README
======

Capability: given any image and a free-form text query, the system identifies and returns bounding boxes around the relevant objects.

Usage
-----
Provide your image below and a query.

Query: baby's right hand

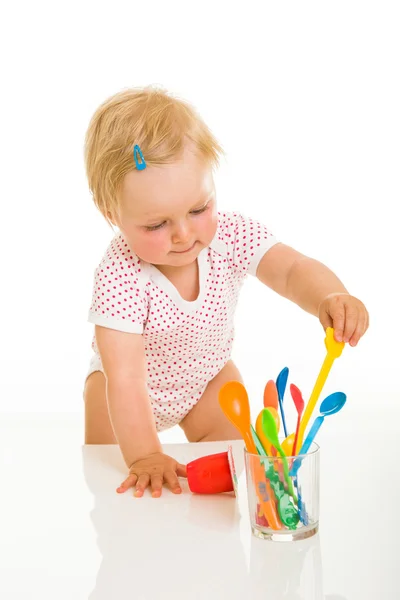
[116,452,187,498]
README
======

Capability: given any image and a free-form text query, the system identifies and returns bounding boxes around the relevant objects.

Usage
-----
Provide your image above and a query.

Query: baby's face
[117,145,218,268]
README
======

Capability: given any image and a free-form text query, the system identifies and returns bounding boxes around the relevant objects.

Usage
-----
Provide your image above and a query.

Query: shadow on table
[82,446,249,600]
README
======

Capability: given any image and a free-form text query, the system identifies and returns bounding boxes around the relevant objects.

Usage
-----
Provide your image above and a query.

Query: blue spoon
[290,391,347,477]
[276,367,289,438]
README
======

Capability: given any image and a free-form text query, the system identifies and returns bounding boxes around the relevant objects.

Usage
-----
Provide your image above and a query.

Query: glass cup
[244,443,320,542]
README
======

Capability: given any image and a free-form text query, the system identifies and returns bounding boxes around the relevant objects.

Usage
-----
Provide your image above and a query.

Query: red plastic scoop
[187,452,234,494]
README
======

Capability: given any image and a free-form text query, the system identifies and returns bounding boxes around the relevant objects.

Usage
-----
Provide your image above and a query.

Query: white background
[1,1,399,443]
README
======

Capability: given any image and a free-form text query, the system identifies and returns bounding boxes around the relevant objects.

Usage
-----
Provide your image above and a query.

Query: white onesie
[87,211,278,431]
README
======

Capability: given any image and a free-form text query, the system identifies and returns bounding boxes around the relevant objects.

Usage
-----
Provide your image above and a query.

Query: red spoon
[290,384,305,456]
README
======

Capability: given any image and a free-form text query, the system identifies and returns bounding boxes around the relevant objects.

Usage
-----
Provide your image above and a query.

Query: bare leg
[180,359,244,442]
[83,360,243,445]
[84,371,117,444]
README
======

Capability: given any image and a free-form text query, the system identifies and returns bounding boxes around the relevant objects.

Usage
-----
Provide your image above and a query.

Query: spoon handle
[296,353,334,450]
[300,415,324,455]
[292,414,302,456]
[252,427,300,528]
[291,416,324,477]
[297,328,344,450]
[278,449,298,503]
[250,425,267,456]
[278,395,289,438]
[244,429,258,454]
[251,454,282,530]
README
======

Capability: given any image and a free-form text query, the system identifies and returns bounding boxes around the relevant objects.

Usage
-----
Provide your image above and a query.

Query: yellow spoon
[281,434,295,456]
[296,327,344,452]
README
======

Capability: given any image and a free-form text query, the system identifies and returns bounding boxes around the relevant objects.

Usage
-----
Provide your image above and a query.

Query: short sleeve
[88,239,148,334]
[216,212,279,276]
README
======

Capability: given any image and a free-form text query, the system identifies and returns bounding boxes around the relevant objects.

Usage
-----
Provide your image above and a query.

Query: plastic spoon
[296,327,345,451]
[291,392,347,477]
[261,409,297,502]
[291,391,347,524]
[251,426,299,530]
[218,384,281,526]
[263,385,286,480]
[251,425,268,456]
[255,407,280,455]
[259,407,286,486]
[263,380,279,411]
[218,381,257,454]
[281,434,295,456]
[290,384,305,456]
[250,425,283,529]
[251,452,282,531]
[276,367,289,438]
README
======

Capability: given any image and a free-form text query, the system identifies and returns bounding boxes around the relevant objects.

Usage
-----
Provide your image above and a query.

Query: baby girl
[83,86,368,498]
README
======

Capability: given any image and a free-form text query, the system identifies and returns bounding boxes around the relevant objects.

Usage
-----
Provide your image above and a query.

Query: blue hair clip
[133,144,146,171]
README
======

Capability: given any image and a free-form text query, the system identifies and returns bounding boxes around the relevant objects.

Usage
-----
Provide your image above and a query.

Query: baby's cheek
[200,209,218,241]
[135,233,169,261]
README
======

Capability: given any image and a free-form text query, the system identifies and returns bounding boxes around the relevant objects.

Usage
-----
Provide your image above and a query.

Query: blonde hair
[84,85,224,224]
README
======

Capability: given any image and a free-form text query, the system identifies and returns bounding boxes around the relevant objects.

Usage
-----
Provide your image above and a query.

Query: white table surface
[0,412,399,600]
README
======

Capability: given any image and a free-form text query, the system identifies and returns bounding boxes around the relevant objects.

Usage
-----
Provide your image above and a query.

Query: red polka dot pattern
[88,211,277,431]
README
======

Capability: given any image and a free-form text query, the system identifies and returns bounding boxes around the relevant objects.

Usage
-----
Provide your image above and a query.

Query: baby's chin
[164,252,200,267]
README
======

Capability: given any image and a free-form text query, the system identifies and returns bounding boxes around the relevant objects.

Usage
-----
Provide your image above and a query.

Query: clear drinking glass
[244,443,320,542]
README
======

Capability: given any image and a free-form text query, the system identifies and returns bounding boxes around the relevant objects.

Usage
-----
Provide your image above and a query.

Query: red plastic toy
[187,451,234,494]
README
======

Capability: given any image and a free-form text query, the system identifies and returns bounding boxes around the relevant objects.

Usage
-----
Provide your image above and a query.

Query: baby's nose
[172,221,191,243]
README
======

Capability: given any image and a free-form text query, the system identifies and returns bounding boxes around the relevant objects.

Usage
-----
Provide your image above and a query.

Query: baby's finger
[331,304,345,342]
[342,307,358,343]
[164,470,182,494]
[319,312,333,333]
[150,474,164,498]
[176,463,187,478]
[117,473,138,494]
[349,311,367,347]
[134,473,150,498]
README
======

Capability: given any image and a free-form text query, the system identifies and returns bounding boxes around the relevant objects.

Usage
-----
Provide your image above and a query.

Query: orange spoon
[263,380,279,411]
[218,381,257,454]
[250,453,282,531]
[219,381,281,529]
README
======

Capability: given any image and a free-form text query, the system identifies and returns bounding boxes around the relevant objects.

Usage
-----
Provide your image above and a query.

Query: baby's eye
[146,221,166,231]
[190,205,208,215]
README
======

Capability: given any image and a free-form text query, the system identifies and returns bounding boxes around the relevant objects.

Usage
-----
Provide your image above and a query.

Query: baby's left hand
[318,293,369,347]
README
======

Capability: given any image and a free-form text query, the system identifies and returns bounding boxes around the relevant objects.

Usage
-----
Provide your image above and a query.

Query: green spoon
[251,426,299,529]
[261,408,297,502]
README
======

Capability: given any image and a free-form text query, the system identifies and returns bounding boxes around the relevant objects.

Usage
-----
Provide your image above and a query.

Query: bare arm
[256,243,348,317]
[256,243,369,345]
[95,325,161,468]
